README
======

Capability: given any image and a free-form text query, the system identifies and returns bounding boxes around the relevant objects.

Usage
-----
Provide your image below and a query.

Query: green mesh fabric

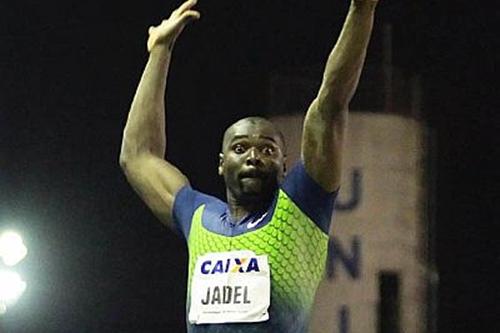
[187,189,329,314]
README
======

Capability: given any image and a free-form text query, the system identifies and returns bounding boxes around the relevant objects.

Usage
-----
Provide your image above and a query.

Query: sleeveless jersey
[173,161,337,333]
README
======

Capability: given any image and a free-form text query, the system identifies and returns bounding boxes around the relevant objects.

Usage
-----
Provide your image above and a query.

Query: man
[120,0,378,331]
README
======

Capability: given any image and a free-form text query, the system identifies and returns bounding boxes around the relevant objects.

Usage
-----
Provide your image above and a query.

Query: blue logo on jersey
[200,257,260,274]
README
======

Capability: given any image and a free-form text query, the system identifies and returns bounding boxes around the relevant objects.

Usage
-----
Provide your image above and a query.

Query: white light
[0,302,6,315]
[0,231,28,266]
[0,270,27,306]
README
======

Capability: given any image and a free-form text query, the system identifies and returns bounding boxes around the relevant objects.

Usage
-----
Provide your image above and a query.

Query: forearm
[317,0,377,111]
[120,45,172,162]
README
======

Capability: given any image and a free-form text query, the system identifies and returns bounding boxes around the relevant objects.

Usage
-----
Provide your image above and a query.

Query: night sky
[1,1,496,332]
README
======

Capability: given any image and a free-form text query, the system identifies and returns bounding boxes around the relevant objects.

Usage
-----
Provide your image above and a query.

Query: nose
[246,147,262,166]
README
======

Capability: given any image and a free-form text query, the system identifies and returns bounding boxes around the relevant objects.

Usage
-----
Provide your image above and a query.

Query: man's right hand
[147,0,200,52]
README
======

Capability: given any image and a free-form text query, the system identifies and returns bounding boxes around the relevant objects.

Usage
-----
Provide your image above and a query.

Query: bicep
[301,98,347,192]
[121,154,189,228]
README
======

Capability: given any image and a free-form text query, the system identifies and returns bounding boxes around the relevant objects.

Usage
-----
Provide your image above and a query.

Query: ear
[218,153,224,176]
[282,155,288,175]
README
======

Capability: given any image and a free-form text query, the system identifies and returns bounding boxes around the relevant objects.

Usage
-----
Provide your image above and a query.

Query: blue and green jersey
[173,161,337,333]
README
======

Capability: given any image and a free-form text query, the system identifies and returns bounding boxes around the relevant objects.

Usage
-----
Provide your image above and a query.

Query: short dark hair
[221,116,286,153]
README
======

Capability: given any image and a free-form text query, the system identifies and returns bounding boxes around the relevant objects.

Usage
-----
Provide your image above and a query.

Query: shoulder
[280,160,339,233]
[173,185,226,239]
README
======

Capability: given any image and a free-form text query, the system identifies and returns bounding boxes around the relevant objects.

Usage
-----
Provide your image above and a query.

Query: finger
[148,26,155,34]
[178,10,200,24]
[173,0,198,17]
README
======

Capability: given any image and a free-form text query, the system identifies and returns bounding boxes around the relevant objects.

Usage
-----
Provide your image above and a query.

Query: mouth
[239,169,266,180]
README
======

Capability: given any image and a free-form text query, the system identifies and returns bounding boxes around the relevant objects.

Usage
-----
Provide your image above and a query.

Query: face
[219,119,286,204]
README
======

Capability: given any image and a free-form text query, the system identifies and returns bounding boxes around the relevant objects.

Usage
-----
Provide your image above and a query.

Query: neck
[226,191,272,222]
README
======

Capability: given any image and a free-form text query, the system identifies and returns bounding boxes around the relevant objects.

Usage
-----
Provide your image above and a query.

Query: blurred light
[0,231,28,266]
[0,270,27,307]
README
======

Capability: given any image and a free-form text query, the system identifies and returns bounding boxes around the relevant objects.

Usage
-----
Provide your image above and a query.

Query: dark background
[0,0,497,332]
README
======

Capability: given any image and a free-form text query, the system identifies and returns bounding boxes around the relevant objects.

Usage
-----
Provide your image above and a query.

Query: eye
[233,144,246,154]
[262,146,275,156]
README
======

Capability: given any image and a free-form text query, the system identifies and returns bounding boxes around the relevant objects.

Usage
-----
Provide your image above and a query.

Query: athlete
[120,0,378,331]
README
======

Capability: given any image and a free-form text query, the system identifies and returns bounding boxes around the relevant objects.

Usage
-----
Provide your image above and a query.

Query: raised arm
[119,0,200,228]
[302,0,378,191]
